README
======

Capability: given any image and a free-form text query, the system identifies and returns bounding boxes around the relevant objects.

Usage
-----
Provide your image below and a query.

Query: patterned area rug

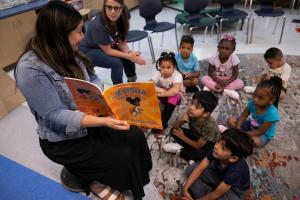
[147,54,300,200]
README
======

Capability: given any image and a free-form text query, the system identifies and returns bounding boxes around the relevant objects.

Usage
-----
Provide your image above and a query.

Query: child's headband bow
[222,34,235,41]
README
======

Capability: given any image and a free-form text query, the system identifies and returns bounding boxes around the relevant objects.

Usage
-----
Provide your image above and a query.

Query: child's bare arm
[196,181,231,200]
[256,73,267,83]
[183,158,210,200]
[185,70,201,79]
[247,121,273,137]
[157,82,181,97]
[208,64,223,84]
[150,79,167,94]
[155,87,166,94]
[236,108,250,128]
[224,65,239,85]
[173,113,189,128]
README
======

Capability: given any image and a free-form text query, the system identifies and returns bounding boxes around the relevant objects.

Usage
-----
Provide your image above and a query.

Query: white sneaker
[218,125,228,133]
[223,89,240,100]
[243,86,256,93]
[189,160,195,165]
[203,86,210,91]
[162,143,183,154]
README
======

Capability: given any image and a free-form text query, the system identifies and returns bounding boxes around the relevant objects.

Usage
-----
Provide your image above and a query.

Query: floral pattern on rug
[148,54,300,200]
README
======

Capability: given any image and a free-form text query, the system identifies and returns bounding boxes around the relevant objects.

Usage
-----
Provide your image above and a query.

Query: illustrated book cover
[64,77,162,129]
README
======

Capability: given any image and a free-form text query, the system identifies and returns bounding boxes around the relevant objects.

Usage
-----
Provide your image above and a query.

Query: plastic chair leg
[147,35,156,63]
[279,15,286,44]
[273,17,279,35]
[174,26,179,50]
[250,17,254,44]
[202,26,208,43]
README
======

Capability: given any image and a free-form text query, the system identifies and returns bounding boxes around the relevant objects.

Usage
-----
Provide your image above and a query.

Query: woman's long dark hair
[15,0,94,79]
[101,0,129,41]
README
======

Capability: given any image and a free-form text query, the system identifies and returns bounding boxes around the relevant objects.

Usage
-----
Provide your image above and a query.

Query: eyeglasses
[104,5,123,12]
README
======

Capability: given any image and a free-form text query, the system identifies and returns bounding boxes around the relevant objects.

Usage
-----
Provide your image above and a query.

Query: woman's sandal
[90,181,125,200]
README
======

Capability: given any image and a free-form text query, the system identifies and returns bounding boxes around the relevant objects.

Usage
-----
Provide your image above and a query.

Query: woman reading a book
[14,2,152,200]
[80,0,145,85]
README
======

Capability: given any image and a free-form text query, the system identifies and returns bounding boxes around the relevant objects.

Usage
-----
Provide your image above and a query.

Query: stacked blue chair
[127,30,155,63]
[250,0,286,44]
[175,0,219,44]
[125,6,155,63]
[217,0,249,41]
[139,0,178,57]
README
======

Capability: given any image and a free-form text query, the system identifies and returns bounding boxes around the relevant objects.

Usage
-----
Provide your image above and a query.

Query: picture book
[64,77,162,129]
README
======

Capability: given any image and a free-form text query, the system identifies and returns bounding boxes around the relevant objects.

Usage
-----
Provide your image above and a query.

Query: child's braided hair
[256,76,283,108]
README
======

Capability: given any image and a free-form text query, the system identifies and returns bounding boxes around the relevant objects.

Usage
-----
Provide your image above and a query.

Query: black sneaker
[127,75,137,82]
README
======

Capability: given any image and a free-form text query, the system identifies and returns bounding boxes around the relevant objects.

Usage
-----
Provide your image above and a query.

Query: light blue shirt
[15,50,104,142]
[247,99,280,139]
[175,53,200,73]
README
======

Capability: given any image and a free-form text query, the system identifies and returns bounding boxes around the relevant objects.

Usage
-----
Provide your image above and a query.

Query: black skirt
[39,126,152,200]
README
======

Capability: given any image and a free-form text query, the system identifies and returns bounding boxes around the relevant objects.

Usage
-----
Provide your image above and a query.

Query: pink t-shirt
[209,53,240,77]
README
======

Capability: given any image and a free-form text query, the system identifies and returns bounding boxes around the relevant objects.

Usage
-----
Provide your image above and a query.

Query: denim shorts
[242,120,271,146]
[258,134,271,146]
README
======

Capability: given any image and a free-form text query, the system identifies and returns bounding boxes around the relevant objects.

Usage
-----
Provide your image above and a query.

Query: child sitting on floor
[164,91,219,162]
[201,34,244,100]
[228,76,282,147]
[151,52,185,134]
[244,47,291,100]
[182,129,254,200]
[175,35,201,93]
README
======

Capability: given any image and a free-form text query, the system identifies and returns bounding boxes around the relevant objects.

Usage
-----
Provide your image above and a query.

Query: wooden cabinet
[0,11,36,69]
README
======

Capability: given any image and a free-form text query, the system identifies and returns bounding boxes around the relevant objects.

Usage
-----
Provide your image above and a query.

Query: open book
[64,78,162,129]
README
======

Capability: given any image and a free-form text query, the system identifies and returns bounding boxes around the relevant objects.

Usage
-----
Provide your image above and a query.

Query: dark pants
[186,163,246,200]
[172,128,214,161]
[161,102,176,129]
[40,126,152,200]
[80,46,136,85]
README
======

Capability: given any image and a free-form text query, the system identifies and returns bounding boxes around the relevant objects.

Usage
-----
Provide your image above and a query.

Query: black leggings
[161,102,176,129]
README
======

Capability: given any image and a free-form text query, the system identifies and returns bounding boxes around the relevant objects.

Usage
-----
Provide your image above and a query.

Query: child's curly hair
[155,52,177,71]
[256,76,283,108]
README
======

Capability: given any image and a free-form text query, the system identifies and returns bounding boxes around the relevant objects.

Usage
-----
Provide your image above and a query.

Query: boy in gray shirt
[171,91,220,161]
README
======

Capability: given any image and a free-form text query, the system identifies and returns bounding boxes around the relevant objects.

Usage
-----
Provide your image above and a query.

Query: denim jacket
[16,50,104,142]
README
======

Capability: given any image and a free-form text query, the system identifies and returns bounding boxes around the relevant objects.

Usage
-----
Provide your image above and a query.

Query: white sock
[203,86,210,91]
[243,86,256,93]
[223,89,240,100]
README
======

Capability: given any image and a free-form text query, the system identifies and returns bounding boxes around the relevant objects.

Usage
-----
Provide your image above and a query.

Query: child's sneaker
[223,89,240,100]
[218,125,228,133]
[243,86,256,93]
[162,143,183,154]
[189,160,195,165]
